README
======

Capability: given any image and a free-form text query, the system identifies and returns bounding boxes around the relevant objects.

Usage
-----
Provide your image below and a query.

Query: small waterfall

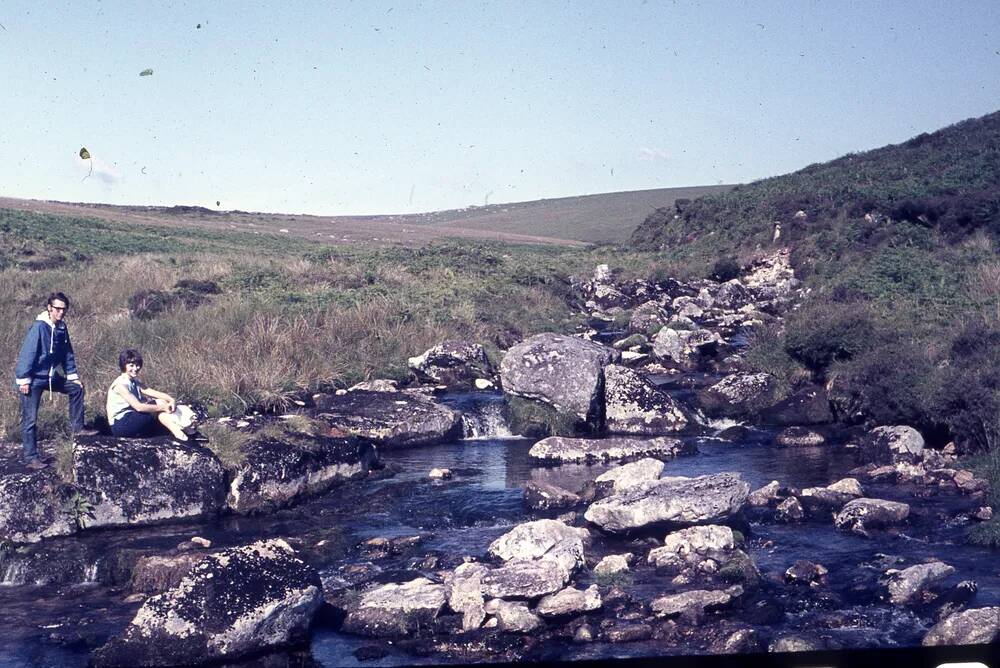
[461,400,514,440]
[82,561,99,583]
[1,561,28,586]
[690,407,743,434]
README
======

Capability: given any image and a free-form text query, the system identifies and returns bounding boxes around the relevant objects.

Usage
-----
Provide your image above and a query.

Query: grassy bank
[0,207,677,441]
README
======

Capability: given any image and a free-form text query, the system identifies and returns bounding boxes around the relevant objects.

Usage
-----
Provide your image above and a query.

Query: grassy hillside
[424,185,732,244]
[0,184,730,249]
[632,110,1000,458]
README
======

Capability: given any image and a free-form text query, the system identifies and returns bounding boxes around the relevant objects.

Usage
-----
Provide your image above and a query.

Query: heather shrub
[783,302,877,374]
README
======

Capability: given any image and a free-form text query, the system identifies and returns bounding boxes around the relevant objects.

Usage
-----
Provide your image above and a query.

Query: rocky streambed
[2,251,999,666]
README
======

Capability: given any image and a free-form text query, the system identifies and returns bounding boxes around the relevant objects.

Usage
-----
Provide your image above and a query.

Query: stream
[0,391,994,667]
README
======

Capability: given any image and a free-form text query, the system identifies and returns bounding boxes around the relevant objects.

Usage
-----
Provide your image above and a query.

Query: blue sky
[1,1,998,215]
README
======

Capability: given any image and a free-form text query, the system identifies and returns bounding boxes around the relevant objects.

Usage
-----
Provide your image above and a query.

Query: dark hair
[47,292,70,308]
[118,348,144,372]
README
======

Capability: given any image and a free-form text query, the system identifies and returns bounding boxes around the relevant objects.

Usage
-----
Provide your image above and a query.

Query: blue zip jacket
[14,311,80,388]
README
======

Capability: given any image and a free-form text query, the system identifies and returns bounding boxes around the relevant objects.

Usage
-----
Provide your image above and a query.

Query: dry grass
[0,240,588,440]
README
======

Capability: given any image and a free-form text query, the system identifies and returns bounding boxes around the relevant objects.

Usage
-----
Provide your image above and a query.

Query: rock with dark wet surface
[529,435,692,464]
[227,433,376,514]
[861,425,925,465]
[604,364,689,434]
[775,426,826,447]
[523,480,581,510]
[784,560,828,586]
[73,437,226,529]
[584,472,750,532]
[760,386,833,426]
[698,373,777,418]
[93,539,322,666]
[0,466,77,544]
[536,585,602,618]
[768,634,828,653]
[408,340,496,389]
[342,577,447,637]
[922,607,1000,646]
[313,390,462,448]
[650,586,742,622]
[748,480,781,507]
[775,497,804,522]
[499,333,618,424]
[652,327,722,369]
[885,561,955,605]
[834,498,910,536]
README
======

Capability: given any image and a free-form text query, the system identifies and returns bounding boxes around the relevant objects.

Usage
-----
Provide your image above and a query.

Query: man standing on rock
[13,292,97,469]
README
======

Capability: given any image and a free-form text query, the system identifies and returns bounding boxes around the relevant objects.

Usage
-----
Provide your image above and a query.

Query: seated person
[106,348,189,441]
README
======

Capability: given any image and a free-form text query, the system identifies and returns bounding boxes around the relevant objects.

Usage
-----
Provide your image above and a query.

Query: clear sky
[1,1,998,215]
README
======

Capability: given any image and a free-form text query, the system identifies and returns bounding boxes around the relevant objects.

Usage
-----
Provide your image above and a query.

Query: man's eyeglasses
[49,305,67,312]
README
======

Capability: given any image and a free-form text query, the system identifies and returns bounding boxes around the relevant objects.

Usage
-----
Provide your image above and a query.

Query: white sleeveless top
[106,375,144,426]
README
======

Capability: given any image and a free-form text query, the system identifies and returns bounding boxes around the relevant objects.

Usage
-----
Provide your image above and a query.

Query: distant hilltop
[0,184,732,247]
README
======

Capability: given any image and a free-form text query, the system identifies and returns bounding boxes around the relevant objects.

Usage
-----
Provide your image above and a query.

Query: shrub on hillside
[827,339,937,432]
[710,257,740,283]
[783,302,877,374]
[934,319,1000,452]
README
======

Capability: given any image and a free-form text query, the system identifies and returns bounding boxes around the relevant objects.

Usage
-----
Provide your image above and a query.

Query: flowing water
[0,391,992,667]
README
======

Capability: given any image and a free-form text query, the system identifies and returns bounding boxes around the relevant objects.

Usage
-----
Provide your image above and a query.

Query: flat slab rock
[73,437,226,529]
[93,539,323,667]
[0,466,77,544]
[313,390,462,448]
[227,435,376,514]
[584,472,750,532]
[529,435,693,463]
[499,332,618,422]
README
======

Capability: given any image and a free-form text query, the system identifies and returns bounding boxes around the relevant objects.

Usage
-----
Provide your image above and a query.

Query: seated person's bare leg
[154,399,188,441]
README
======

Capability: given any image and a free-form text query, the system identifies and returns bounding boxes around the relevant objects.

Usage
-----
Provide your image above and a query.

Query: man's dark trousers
[19,377,84,461]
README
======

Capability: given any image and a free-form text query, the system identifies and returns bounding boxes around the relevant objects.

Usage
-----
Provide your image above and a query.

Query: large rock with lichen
[0,466,77,544]
[92,539,322,666]
[312,390,462,448]
[604,365,688,434]
[407,340,496,388]
[500,333,619,425]
[72,437,226,529]
[226,430,377,514]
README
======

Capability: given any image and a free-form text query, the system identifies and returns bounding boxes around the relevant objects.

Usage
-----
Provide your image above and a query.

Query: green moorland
[633,110,1000,543]
[0,207,679,440]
